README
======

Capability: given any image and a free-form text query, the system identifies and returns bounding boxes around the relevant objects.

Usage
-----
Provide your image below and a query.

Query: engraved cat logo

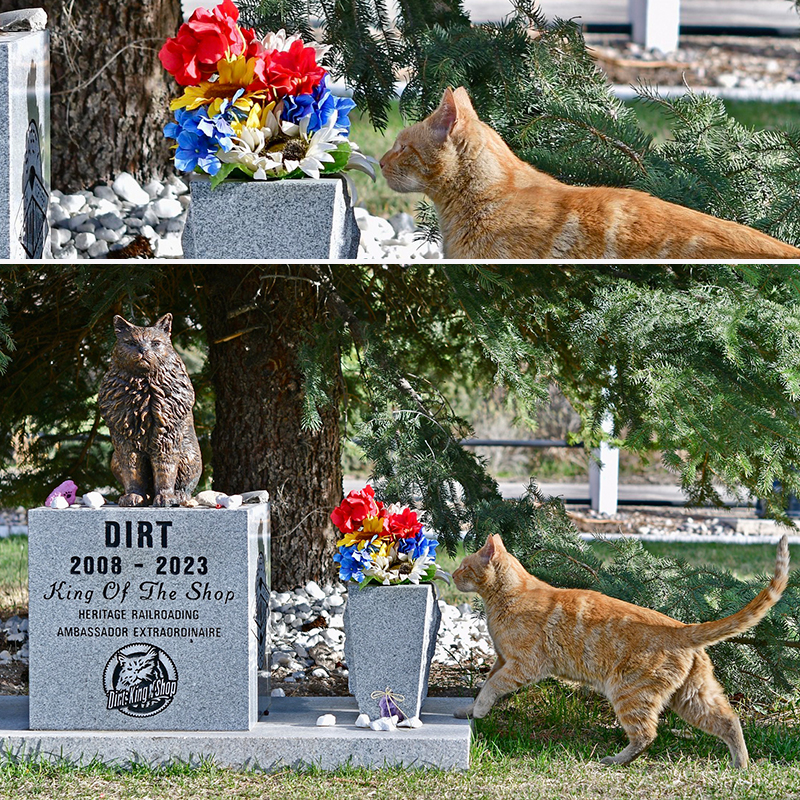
[103,643,178,717]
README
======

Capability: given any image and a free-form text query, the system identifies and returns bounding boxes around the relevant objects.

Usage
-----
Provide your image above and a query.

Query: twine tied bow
[370,687,407,721]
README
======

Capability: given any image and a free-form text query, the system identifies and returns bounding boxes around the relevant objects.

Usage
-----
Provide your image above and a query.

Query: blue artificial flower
[165,106,235,176]
[174,130,223,175]
[397,529,438,561]
[281,74,357,135]
[333,543,374,583]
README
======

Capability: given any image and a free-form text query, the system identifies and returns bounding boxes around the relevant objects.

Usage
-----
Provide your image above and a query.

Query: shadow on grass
[474,680,800,767]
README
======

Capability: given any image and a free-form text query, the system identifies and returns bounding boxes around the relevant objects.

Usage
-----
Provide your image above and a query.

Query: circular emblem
[103,643,178,717]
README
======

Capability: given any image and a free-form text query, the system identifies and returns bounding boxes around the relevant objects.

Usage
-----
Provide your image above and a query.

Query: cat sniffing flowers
[452,533,789,768]
[380,87,800,259]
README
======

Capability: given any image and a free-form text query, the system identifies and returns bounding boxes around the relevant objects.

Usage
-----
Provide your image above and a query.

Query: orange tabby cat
[380,88,800,259]
[452,533,789,767]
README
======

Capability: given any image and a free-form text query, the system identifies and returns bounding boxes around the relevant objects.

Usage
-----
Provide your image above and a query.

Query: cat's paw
[153,491,178,508]
[119,493,146,507]
[453,705,474,719]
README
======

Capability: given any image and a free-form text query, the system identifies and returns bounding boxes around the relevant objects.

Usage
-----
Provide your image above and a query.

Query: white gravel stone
[112,172,150,205]
[51,228,71,247]
[316,714,337,727]
[93,184,118,202]
[49,204,69,225]
[60,194,86,214]
[75,232,96,251]
[167,175,189,194]
[95,228,121,243]
[152,198,183,219]
[355,713,371,728]
[143,179,165,199]
[271,688,286,697]
[397,716,423,729]
[88,240,109,258]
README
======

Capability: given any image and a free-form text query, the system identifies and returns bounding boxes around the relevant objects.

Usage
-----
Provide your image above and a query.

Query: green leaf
[321,142,352,175]
[209,162,255,189]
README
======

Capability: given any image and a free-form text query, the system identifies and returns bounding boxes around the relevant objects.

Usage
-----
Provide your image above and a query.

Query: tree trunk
[0,0,181,190]
[200,267,343,591]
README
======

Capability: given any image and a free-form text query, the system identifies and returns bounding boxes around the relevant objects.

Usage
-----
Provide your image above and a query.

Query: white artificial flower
[261,28,331,64]
[346,144,378,180]
[219,126,284,177]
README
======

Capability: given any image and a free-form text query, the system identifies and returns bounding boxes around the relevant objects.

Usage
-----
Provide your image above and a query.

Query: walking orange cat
[452,533,789,768]
[380,87,800,259]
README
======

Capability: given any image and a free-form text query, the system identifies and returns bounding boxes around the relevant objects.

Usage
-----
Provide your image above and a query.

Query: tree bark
[0,0,181,190]
[199,266,343,591]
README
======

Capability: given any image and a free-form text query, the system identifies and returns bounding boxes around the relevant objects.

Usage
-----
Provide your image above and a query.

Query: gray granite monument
[0,8,50,259]
[182,176,360,259]
[344,583,441,722]
[28,504,270,731]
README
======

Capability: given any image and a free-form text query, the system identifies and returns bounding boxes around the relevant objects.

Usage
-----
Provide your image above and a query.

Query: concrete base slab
[0,696,471,770]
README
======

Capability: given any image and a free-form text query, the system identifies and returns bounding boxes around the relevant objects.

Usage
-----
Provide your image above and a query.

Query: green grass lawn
[0,535,27,617]
[348,100,800,217]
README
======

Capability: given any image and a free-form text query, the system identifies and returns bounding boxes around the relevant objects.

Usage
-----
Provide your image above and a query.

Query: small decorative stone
[0,8,47,32]
[96,212,126,230]
[46,480,78,507]
[219,494,242,509]
[51,228,71,248]
[60,194,86,214]
[49,205,70,225]
[397,716,423,729]
[95,228,121,243]
[305,580,326,601]
[143,180,165,199]
[271,688,286,697]
[370,716,396,731]
[152,198,183,219]
[241,490,269,504]
[316,714,337,727]
[93,185,118,202]
[88,240,109,258]
[112,172,150,206]
[50,496,69,509]
[75,232,96,251]
[81,492,105,508]
[195,490,223,507]
[355,713,371,728]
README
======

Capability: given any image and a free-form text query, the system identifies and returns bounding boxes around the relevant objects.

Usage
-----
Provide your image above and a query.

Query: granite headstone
[0,11,50,259]
[182,176,360,259]
[28,504,270,731]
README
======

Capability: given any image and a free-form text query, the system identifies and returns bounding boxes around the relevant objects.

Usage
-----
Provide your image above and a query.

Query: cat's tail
[676,534,789,649]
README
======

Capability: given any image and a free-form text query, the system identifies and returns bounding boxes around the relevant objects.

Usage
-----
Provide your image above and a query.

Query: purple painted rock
[45,479,78,508]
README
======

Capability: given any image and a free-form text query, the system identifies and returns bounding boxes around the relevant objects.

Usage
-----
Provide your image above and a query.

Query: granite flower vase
[182,176,360,259]
[343,582,441,722]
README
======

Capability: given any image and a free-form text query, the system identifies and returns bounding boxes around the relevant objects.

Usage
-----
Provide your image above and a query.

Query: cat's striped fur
[380,88,800,259]
[452,533,790,768]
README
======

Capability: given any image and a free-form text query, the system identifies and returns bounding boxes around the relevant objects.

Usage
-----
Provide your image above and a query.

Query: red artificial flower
[249,38,326,99]
[159,0,247,86]
[387,507,423,539]
[331,485,384,534]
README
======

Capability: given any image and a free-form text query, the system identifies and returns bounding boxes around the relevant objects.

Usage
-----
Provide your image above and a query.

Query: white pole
[589,412,619,516]
[629,0,681,53]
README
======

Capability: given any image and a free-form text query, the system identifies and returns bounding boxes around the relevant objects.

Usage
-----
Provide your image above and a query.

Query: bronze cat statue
[98,313,202,507]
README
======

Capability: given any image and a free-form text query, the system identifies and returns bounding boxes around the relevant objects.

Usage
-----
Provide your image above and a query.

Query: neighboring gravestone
[182,177,360,259]
[28,504,270,731]
[0,9,50,259]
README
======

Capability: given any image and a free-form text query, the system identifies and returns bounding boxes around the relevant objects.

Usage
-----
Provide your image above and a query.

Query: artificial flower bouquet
[159,0,375,188]
[331,485,449,587]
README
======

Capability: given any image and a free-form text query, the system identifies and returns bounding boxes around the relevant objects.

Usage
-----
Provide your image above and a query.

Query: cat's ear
[154,313,173,336]
[479,534,496,564]
[113,315,134,338]
[117,653,129,665]
[452,86,477,120]
[429,87,459,142]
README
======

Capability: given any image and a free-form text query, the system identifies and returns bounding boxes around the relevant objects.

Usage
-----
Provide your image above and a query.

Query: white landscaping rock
[316,714,337,727]
[51,228,71,247]
[305,580,326,600]
[271,688,286,697]
[60,194,86,214]
[218,494,242,509]
[397,716,423,729]
[88,240,109,258]
[112,172,151,206]
[152,198,183,219]
[355,713,371,728]
[49,496,69,509]
[74,232,96,251]
[370,716,397,731]
[81,492,105,508]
